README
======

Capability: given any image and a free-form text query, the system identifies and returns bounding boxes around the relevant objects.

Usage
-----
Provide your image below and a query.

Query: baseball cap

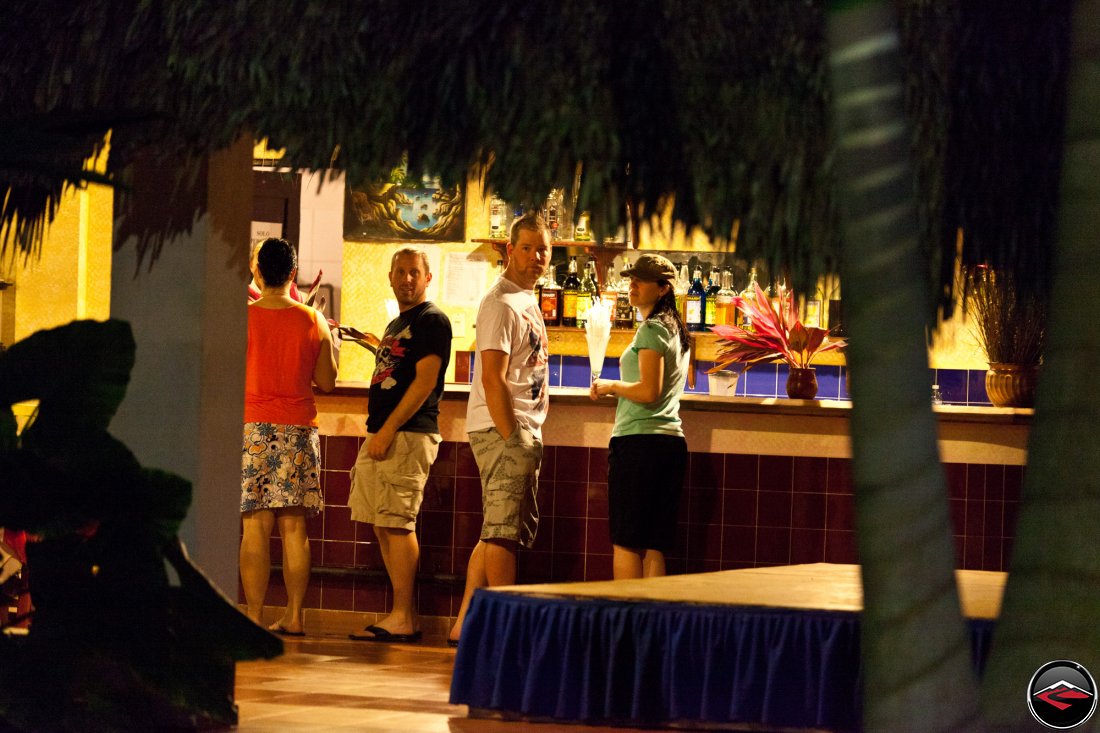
[620,253,677,282]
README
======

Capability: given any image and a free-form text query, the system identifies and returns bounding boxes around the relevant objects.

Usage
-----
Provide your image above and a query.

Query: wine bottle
[576,260,598,328]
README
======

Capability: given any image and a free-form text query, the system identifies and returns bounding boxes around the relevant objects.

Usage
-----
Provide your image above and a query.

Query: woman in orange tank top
[240,238,337,637]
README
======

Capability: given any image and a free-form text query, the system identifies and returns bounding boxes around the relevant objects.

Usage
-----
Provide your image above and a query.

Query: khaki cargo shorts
[348,431,441,530]
[469,426,543,549]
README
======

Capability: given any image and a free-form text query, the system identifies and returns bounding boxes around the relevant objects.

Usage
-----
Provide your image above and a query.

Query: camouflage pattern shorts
[469,426,543,549]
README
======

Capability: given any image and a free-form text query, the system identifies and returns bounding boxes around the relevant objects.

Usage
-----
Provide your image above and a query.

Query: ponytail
[646,282,689,354]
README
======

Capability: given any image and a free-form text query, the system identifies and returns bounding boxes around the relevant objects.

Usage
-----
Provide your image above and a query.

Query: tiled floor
[235,632,667,733]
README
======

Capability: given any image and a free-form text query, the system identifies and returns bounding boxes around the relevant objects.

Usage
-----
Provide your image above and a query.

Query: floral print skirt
[241,422,324,517]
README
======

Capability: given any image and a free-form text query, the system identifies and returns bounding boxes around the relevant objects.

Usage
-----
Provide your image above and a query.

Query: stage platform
[449,563,1005,732]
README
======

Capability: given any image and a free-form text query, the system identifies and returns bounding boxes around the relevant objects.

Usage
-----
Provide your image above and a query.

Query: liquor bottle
[770,280,786,317]
[714,268,735,326]
[674,263,689,324]
[576,260,599,328]
[803,284,822,328]
[489,195,507,239]
[599,265,618,323]
[538,272,562,326]
[614,266,634,329]
[685,266,705,332]
[574,211,591,242]
[561,256,581,327]
[704,269,720,328]
[738,267,759,332]
[544,189,564,241]
[828,298,846,337]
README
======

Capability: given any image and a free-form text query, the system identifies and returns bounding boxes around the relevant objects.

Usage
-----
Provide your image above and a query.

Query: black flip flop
[349,624,422,643]
[270,624,305,637]
[447,639,460,648]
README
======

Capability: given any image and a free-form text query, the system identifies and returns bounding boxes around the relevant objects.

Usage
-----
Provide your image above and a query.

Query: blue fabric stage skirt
[449,589,995,731]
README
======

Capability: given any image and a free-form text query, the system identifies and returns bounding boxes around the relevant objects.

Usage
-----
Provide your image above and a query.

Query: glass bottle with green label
[576,259,598,328]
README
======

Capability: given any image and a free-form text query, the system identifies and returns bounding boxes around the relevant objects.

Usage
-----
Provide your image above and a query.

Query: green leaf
[0,319,134,433]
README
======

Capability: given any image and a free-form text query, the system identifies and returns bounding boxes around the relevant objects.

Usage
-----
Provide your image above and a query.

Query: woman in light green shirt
[591,254,689,579]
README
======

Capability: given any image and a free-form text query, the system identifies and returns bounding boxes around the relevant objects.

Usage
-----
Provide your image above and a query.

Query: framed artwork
[344,176,465,242]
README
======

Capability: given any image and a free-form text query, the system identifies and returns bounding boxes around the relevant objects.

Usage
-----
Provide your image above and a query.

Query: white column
[110,138,252,596]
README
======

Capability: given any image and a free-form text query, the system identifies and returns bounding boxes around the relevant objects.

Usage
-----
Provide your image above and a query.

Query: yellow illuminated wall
[252,139,286,165]
[338,172,986,380]
[339,172,497,383]
[5,143,113,344]
[929,308,986,370]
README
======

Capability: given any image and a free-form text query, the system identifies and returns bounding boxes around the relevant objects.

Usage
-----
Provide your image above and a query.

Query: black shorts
[607,434,688,554]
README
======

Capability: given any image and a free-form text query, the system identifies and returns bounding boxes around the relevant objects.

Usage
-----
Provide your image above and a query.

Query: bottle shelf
[534,327,845,374]
[474,239,632,291]
[471,238,629,249]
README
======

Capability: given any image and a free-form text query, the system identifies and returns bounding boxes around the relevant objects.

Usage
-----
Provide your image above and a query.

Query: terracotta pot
[786,367,818,400]
[985,363,1038,408]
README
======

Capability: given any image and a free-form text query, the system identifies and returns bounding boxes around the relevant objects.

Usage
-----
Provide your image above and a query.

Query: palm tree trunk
[826,2,984,730]
[980,1,1100,729]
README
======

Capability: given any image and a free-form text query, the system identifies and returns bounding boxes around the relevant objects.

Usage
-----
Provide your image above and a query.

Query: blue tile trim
[814,365,842,401]
[743,364,779,398]
[547,354,562,388]
[936,368,968,404]
[838,367,851,401]
[685,360,712,394]
[562,356,593,388]
[590,356,619,383]
[967,368,991,405]
[546,356,996,405]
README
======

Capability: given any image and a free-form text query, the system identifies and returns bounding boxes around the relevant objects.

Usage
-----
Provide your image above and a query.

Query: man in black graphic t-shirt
[348,247,451,643]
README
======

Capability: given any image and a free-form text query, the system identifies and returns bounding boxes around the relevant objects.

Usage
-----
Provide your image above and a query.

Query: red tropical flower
[710,282,845,373]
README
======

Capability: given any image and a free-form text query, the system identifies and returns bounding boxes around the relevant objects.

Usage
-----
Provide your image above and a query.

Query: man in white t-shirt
[448,212,551,645]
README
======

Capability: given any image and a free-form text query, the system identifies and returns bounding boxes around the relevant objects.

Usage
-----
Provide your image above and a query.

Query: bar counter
[317,383,1032,465]
[280,384,1029,623]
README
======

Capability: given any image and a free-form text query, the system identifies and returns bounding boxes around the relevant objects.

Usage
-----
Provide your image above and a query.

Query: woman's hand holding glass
[590,379,616,400]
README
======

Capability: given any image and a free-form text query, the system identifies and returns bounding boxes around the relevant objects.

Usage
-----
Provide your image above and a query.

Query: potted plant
[967,265,1045,407]
[710,282,846,399]
[0,320,281,730]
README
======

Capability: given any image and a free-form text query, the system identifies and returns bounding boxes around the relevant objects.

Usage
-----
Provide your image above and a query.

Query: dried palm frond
[0,118,117,260]
[967,266,1045,365]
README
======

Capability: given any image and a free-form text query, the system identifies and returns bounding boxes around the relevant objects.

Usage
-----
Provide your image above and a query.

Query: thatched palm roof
[0,0,1069,310]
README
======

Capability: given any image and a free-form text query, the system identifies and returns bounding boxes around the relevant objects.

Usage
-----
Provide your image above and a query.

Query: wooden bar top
[317,384,1032,464]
